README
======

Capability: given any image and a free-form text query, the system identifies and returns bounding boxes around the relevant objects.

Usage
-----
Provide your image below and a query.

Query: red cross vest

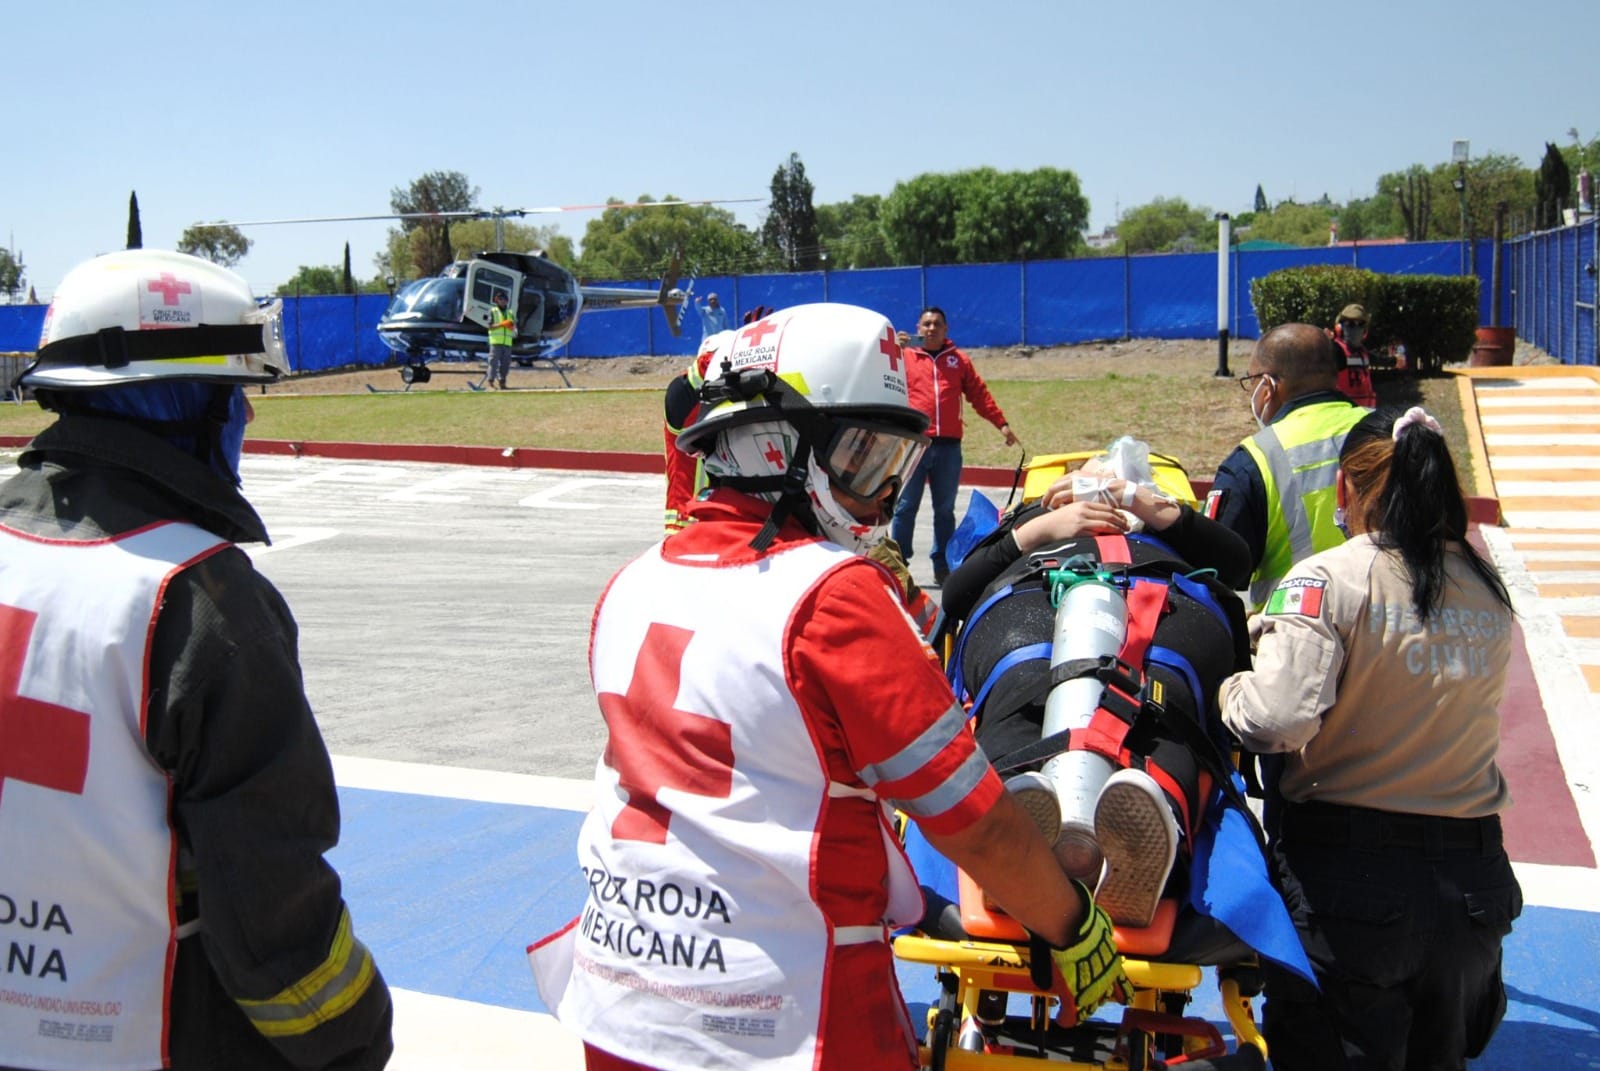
[0,520,228,1070]
[531,538,923,1071]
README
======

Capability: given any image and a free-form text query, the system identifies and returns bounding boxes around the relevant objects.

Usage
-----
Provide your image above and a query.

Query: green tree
[177,223,253,267]
[1254,184,1268,214]
[575,196,760,280]
[1536,142,1572,229]
[1386,165,1434,241]
[275,265,344,296]
[816,194,891,268]
[448,218,577,271]
[1113,197,1213,254]
[1332,189,1404,242]
[126,190,143,250]
[1248,201,1336,246]
[761,152,820,271]
[880,172,962,264]
[342,242,354,295]
[951,167,1090,261]
[0,246,25,302]
[389,170,480,278]
[880,167,1089,265]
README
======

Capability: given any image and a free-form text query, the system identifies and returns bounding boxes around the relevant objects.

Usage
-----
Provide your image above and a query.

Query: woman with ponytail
[1219,406,1522,1070]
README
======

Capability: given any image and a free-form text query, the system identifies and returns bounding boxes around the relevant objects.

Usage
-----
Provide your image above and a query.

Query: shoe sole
[1006,776,1062,846]
[1094,772,1177,928]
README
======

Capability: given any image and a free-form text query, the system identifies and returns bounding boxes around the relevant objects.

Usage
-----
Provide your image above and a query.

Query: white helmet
[679,303,929,552]
[23,250,285,390]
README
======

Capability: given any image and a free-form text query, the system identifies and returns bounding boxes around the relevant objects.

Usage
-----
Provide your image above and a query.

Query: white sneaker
[1093,768,1178,928]
[1004,771,1061,847]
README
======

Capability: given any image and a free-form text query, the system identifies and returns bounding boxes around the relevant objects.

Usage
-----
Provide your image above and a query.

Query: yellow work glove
[1045,880,1126,1023]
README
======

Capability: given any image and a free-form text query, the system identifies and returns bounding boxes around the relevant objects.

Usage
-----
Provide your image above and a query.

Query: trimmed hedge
[1251,266,1479,374]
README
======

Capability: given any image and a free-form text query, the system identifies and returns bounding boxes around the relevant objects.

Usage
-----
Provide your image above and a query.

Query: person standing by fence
[891,306,1017,585]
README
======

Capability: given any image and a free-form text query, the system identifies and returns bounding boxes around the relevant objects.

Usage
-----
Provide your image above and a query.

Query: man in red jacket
[890,306,1017,585]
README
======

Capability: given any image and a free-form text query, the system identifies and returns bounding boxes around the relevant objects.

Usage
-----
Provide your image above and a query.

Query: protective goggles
[819,420,929,501]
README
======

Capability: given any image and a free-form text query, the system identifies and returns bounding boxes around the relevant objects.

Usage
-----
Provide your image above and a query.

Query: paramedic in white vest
[1207,323,1368,611]
[0,250,393,1071]
[531,303,1125,1071]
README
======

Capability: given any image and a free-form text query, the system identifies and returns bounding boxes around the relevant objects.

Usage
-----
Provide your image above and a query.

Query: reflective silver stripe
[891,745,992,820]
[832,925,888,946]
[858,701,968,788]
[1251,434,1344,606]
[176,918,203,940]
[237,910,377,1037]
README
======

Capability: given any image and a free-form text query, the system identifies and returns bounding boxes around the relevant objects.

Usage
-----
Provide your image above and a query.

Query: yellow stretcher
[893,875,1268,1070]
[1019,451,1200,510]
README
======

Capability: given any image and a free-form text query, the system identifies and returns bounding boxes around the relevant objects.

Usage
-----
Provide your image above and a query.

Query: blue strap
[966,643,1051,723]
[947,581,1016,700]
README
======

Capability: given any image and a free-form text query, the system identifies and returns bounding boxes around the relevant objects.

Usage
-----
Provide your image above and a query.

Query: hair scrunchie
[1392,406,1442,441]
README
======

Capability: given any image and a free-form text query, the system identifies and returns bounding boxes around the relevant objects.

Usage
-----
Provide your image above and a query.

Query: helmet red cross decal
[878,327,902,372]
[762,438,786,467]
[146,272,193,306]
[740,318,780,347]
[0,605,91,809]
[597,623,734,844]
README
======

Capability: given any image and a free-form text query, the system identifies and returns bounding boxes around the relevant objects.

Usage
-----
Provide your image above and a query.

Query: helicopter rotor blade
[191,211,488,228]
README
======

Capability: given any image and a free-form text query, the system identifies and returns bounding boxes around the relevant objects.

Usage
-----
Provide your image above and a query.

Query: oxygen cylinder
[1039,577,1127,879]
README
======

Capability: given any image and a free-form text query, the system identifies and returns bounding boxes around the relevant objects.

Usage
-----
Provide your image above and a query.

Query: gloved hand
[1045,880,1126,1023]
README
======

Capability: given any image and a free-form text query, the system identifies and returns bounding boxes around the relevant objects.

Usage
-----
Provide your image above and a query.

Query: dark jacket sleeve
[148,549,394,1070]
[940,505,1041,625]
[1209,445,1268,575]
[1153,503,1253,592]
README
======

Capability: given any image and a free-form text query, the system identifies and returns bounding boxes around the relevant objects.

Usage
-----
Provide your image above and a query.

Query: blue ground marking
[328,787,587,1013]
[327,783,1600,1065]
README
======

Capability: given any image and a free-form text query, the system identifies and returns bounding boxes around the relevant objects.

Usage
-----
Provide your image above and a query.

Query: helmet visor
[820,421,928,502]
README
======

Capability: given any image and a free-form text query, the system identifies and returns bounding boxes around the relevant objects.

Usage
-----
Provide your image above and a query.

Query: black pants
[1260,802,1522,1071]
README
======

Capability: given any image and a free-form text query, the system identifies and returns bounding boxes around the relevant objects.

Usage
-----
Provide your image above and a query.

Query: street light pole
[1452,139,1471,277]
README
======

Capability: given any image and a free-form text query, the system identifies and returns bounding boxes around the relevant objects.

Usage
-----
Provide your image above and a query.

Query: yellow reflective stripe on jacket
[1243,400,1367,609]
[236,907,377,1038]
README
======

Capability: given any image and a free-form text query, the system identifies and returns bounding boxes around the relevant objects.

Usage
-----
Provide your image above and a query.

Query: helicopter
[193,199,755,389]
[376,245,685,389]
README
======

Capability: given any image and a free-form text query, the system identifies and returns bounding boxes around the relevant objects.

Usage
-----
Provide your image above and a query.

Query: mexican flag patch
[1265,577,1326,617]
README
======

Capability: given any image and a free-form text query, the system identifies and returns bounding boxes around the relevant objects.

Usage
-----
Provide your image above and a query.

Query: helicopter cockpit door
[462,261,522,330]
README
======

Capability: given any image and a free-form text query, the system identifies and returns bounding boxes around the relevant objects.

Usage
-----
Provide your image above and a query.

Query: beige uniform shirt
[1220,533,1513,818]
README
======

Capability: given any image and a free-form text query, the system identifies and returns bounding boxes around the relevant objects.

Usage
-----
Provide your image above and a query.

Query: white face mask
[1250,375,1274,430]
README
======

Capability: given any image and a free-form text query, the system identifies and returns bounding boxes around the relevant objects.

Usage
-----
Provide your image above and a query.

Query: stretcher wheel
[927,1006,954,1071]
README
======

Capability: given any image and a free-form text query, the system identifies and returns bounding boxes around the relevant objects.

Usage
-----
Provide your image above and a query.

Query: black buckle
[94,326,131,369]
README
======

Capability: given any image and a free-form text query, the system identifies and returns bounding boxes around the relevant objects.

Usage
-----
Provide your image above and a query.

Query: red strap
[1068,578,1170,764]
[1094,534,1131,565]
[1118,579,1168,669]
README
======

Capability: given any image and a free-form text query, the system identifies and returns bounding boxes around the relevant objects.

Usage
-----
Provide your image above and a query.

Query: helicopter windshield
[384,277,465,323]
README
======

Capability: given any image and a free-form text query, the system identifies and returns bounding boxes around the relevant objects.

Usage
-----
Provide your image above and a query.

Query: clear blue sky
[6,0,1594,300]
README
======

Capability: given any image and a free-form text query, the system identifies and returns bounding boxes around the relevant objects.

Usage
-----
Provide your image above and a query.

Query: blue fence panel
[0,305,46,351]
[925,263,1021,347]
[1129,254,1218,338]
[284,295,376,373]
[7,232,1591,364]
[822,266,923,325]
[1024,258,1127,344]
[1578,223,1597,365]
